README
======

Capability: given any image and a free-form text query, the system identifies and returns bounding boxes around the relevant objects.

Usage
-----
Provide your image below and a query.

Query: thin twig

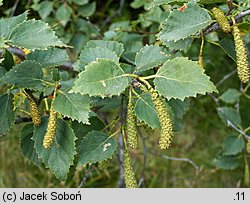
[78,165,93,188]
[117,94,126,188]
[101,0,125,30]
[216,70,237,86]
[149,150,200,170]
[204,9,250,35]
[11,0,20,17]
[137,128,147,187]
[15,117,32,124]
[209,94,250,140]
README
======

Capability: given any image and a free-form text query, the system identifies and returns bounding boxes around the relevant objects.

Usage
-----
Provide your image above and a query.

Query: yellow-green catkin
[25,94,41,126]
[212,7,231,33]
[149,87,173,149]
[198,35,205,69]
[247,140,250,153]
[98,159,110,171]
[126,90,138,149]
[232,19,250,83]
[43,108,57,149]
[123,144,137,188]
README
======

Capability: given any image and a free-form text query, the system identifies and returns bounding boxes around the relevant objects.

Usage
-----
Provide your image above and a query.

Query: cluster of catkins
[212,7,249,83]
[24,90,58,149]
[124,85,174,187]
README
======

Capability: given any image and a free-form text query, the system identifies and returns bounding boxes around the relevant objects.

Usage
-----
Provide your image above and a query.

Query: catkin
[232,20,250,83]
[212,7,231,33]
[123,145,137,188]
[25,93,41,126]
[98,159,110,171]
[43,108,57,149]
[149,87,173,149]
[247,140,250,154]
[126,93,138,149]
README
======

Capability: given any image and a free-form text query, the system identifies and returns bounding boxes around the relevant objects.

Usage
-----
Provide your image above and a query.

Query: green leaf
[72,115,105,148]
[163,38,193,51]
[71,0,89,5]
[38,1,53,19]
[199,0,226,4]
[26,48,68,68]
[70,59,129,97]
[56,4,72,26]
[213,155,239,170]
[2,50,14,71]
[0,93,15,135]
[0,12,27,39]
[20,123,41,165]
[145,0,186,10]
[168,98,190,131]
[79,2,96,17]
[78,47,119,69]
[0,0,3,6]
[85,40,124,57]
[131,0,147,9]
[218,38,236,62]
[218,107,241,127]
[2,60,43,88]
[77,130,117,167]
[134,93,160,129]
[8,19,65,50]
[53,92,90,124]
[135,45,168,73]
[158,3,212,42]
[223,135,245,156]
[154,57,217,100]
[33,117,76,180]
[0,66,7,81]
[219,89,241,104]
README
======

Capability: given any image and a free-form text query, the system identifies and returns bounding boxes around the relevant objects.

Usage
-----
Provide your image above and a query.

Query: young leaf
[213,155,240,170]
[135,45,168,73]
[219,89,241,104]
[38,1,53,19]
[70,59,130,97]
[33,117,77,181]
[158,3,212,42]
[8,19,65,50]
[20,123,41,166]
[218,107,241,127]
[0,93,15,135]
[0,12,27,39]
[145,0,186,10]
[77,130,117,167]
[134,93,161,129]
[26,48,68,68]
[2,60,43,88]
[55,4,72,26]
[162,38,193,51]
[72,115,105,148]
[78,47,119,69]
[154,57,217,100]
[53,92,90,124]
[222,135,245,156]
[84,40,124,57]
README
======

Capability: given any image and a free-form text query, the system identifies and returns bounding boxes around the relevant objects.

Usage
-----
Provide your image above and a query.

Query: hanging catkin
[212,7,231,33]
[126,90,138,149]
[25,93,41,126]
[247,140,250,154]
[123,144,137,188]
[149,87,173,149]
[232,18,250,83]
[43,108,57,149]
